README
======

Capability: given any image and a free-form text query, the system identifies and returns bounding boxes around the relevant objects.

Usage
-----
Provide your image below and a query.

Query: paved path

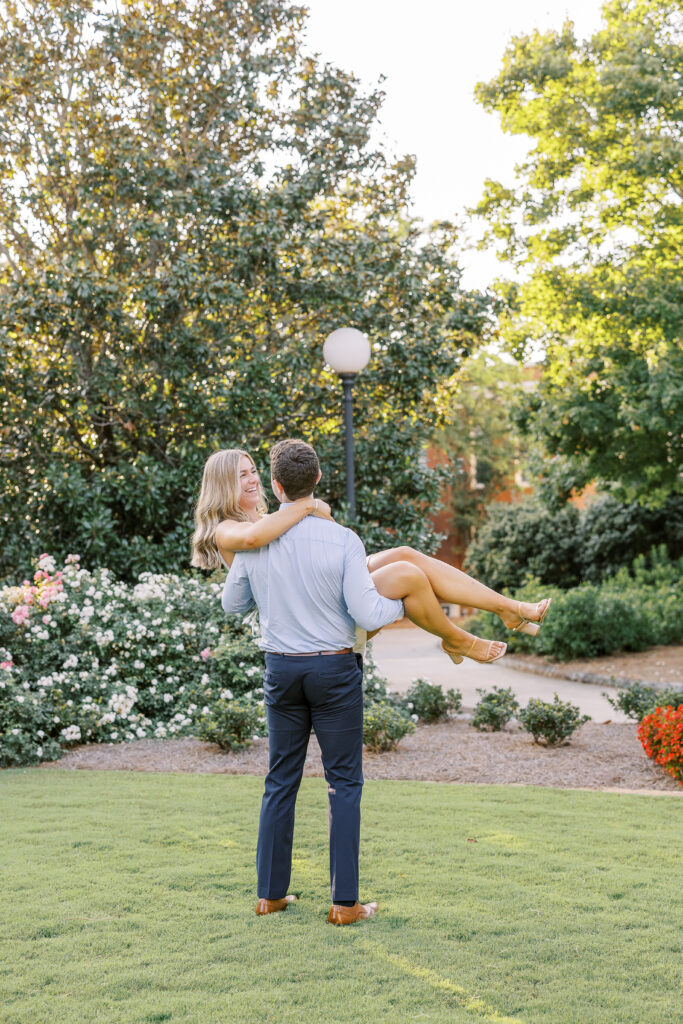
[370,627,630,723]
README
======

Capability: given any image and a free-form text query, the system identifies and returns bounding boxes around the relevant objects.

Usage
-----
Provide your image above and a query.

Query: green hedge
[465,549,682,661]
[465,495,683,591]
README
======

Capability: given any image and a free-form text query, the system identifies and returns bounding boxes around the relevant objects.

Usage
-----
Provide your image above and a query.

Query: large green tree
[435,349,529,543]
[0,0,488,580]
[475,0,682,504]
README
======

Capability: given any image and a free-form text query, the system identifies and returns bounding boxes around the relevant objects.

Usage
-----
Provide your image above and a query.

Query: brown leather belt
[274,647,353,657]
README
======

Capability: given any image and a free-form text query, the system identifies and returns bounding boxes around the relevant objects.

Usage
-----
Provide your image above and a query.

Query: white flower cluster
[3,555,290,766]
[108,685,138,717]
[132,581,167,603]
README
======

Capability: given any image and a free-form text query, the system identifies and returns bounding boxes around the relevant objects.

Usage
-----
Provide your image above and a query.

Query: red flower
[638,706,683,785]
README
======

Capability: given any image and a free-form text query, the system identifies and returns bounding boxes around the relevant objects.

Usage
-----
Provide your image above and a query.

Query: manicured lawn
[0,771,681,1024]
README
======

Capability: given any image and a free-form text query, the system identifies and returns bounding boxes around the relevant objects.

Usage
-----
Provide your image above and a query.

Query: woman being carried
[191,447,550,664]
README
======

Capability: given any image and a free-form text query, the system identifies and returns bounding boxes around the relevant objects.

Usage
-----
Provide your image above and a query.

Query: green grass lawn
[0,772,681,1024]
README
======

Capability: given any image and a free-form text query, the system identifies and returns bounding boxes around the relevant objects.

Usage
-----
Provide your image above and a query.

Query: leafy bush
[0,661,63,767]
[465,499,581,591]
[465,553,682,661]
[362,643,392,709]
[0,1,484,586]
[522,586,652,661]
[198,695,266,752]
[363,702,415,753]
[465,495,683,591]
[604,683,683,723]
[471,686,519,732]
[519,694,590,746]
[402,679,462,723]
[605,549,683,648]
[579,496,683,583]
[638,705,683,785]
[0,554,264,766]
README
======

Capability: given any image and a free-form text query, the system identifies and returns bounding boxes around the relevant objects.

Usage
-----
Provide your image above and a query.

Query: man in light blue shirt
[222,439,403,925]
[221,500,403,654]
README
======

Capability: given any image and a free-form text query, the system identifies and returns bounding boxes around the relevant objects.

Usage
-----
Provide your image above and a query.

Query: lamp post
[323,327,371,518]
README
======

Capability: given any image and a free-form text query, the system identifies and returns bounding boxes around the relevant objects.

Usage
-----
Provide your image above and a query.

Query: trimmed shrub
[465,553,682,661]
[464,499,581,591]
[519,694,590,746]
[198,696,266,752]
[638,705,683,785]
[604,683,683,723]
[403,678,462,723]
[465,494,683,590]
[471,686,519,732]
[579,496,683,583]
[525,587,652,661]
[363,702,415,753]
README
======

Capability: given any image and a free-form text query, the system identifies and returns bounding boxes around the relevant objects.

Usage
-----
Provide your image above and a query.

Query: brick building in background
[426,364,543,571]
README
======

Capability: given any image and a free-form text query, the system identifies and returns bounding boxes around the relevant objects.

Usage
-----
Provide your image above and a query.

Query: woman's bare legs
[370,561,506,664]
[367,547,550,633]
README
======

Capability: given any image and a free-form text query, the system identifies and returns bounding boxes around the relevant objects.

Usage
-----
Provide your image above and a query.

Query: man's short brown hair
[269,439,320,500]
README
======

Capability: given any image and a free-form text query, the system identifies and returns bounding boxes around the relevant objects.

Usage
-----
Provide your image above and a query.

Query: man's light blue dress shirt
[221,511,404,653]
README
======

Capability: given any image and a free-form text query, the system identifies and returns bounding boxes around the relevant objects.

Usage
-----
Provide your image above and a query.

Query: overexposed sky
[303,0,606,288]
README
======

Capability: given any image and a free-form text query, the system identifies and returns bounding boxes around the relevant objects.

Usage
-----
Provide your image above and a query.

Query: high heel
[442,637,507,665]
[508,598,552,637]
[441,642,463,665]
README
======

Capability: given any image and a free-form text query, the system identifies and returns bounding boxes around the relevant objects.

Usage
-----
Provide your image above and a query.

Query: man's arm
[342,533,404,630]
[221,554,256,615]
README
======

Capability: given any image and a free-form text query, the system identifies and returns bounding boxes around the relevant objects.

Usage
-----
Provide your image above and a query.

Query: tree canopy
[475,0,682,504]
[435,349,528,543]
[0,0,489,579]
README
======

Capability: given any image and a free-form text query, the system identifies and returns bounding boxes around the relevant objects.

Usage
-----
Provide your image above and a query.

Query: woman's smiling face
[238,455,261,512]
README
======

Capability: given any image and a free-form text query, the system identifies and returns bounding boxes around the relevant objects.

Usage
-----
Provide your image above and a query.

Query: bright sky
[302,0,606,289]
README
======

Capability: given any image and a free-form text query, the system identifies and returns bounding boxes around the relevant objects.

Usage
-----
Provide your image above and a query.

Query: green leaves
[474,0,683,503]
[0,0,488,579]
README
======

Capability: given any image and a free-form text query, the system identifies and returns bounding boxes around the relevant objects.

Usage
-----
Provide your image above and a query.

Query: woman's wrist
[292,497,316,517]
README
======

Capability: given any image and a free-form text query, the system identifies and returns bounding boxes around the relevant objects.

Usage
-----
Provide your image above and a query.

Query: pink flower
[0,660,12,671]
[200,647,211,662]
[12,605,30,625]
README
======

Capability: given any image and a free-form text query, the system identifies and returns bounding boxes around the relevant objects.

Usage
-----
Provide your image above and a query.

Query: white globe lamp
[323,327,371,374]
[322,327,372,517]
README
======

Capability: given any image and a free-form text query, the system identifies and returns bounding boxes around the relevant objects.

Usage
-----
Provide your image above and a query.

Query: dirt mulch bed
[506,644,683,688]
[39,720,681,795]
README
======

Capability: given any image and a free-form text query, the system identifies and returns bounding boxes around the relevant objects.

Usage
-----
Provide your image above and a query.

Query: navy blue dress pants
[257,651,364,904]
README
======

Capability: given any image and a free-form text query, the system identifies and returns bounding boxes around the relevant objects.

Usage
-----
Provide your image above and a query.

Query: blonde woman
[191,448,550,664]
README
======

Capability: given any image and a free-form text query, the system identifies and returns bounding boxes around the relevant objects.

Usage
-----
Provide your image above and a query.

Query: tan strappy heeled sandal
[509,598,552,637]
[442,637,507,665]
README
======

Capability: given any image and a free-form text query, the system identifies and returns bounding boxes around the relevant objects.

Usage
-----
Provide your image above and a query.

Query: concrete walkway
[370,627,630,723]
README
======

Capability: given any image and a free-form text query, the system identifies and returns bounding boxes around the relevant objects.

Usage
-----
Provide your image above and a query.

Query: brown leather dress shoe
[328,901,378,925]
[255,895,298,916]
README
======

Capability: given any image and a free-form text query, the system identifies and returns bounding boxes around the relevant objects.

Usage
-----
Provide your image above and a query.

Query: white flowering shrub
[1,554,393,767]
[362,645,392,707]
[0,554,266,766]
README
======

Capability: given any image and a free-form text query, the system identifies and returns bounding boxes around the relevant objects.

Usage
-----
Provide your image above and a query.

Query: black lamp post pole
[341,373,356,517]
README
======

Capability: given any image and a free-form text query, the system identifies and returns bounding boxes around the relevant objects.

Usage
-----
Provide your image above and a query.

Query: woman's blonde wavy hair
[190,449,268,570]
